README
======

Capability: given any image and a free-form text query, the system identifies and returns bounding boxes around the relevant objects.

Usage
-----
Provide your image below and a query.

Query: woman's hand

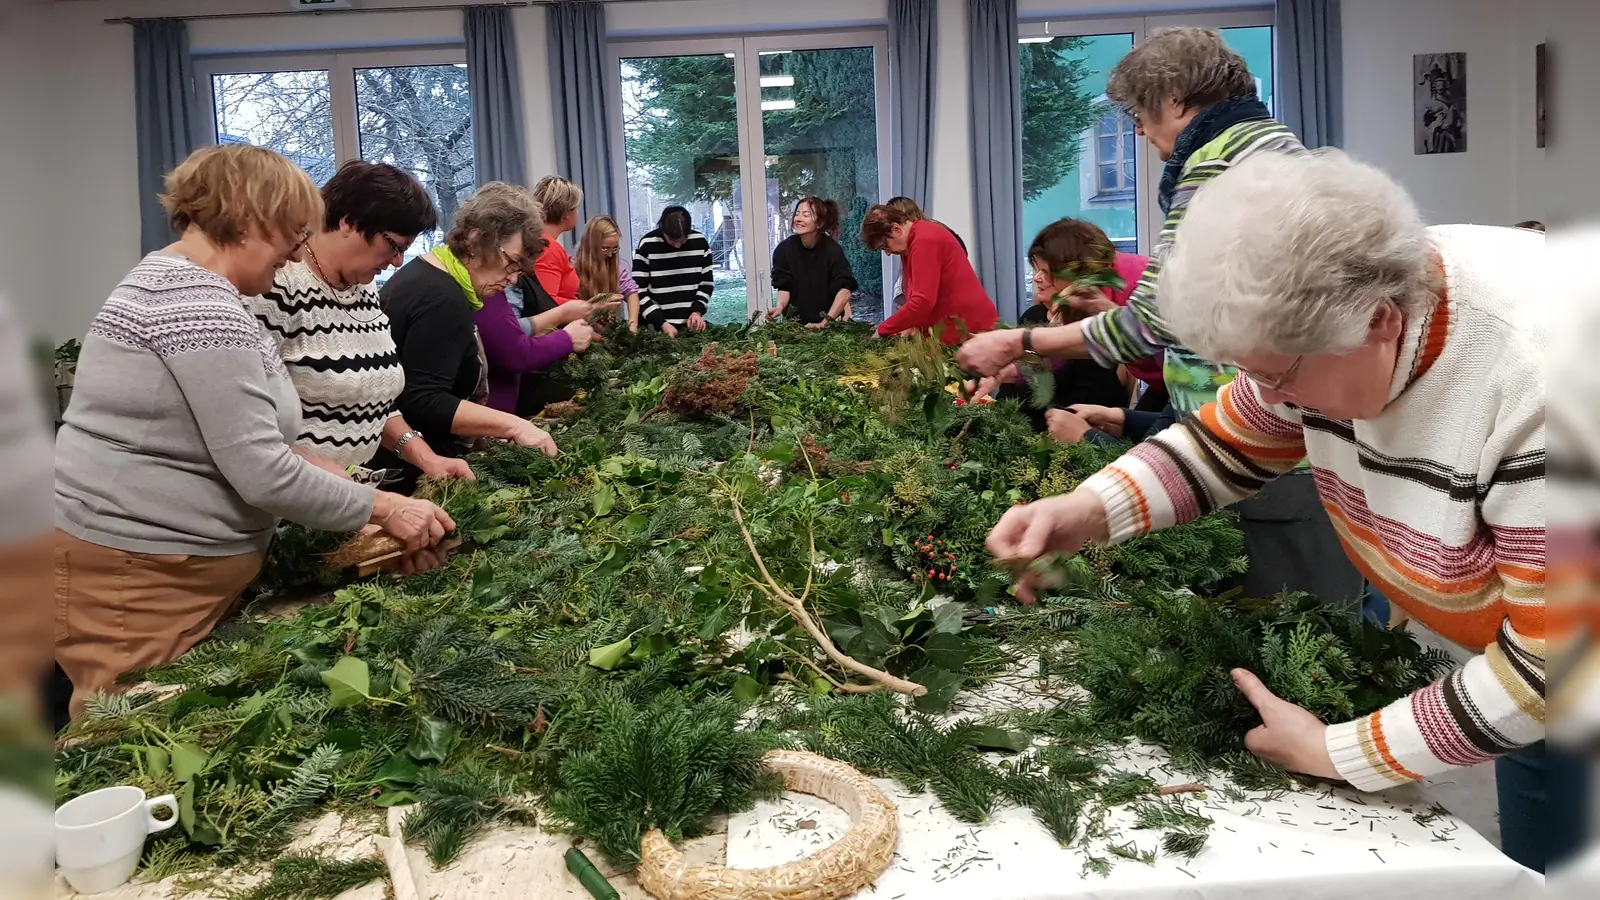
[1045,408,1093,445]
[510,421,559,457]
[965,363,1019,403]
[686,312,707,333]
[628,320,639,334]
[1066,404,1126,438]
[416,452,475,482]
[371,492,455,554]
[1059,286,1117,316]
[805,318,830,330]
[986,490,1109,603]
[1231,669,1341,780]
[396,543,453,575]
[661,322,679,340]
[564,319,595,353]
[561,300,595,324]
[955,330,1024,377]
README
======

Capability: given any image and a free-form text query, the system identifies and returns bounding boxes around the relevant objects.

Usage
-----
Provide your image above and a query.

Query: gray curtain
[547,0,616,224]
[465,6,529,189]
[1276,0,1343,148]
[133,19,199,255]
[966,0,1023,323]
[888,0,938,211]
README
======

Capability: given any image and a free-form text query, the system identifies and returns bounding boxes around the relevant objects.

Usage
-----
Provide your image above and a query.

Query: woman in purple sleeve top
[474,221,596,413]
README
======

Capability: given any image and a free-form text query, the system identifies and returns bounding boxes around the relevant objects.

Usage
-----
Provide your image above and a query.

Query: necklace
[306,244,383,324]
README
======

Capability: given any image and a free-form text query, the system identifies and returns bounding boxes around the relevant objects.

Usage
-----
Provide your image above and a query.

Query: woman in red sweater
[532,176,582,304]
[862,205,997,345]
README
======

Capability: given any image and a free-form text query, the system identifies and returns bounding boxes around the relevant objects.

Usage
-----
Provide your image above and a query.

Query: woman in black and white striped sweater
[633,206,714,338]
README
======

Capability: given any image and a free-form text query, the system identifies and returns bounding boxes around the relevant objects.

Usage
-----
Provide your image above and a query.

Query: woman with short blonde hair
[374,181,563,491]
[55,145,455,718]
[530,175,585,304]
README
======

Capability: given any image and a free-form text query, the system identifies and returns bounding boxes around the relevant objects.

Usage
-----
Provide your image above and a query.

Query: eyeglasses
[379,232,410,260]
[1237,355,1304,392]
[499,246,528,273]
[291,227,313,253]
[602,246,619,257]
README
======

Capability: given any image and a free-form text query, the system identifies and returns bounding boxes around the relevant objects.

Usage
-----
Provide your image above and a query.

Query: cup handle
[144,794,179,834]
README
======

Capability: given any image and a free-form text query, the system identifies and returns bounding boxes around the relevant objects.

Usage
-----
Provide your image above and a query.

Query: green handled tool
[564,847,621,900]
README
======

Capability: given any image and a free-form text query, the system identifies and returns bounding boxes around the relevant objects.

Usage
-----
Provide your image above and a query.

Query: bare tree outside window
[212,71,337,184]
[356,64,475,230]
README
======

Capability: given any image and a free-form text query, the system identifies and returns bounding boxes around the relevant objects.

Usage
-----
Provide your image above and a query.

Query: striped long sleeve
[1079,319,1545,789]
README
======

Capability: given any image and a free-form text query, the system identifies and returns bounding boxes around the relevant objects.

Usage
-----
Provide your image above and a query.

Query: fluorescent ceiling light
[761,99,797,111]
[760,75,795,88]
[758,50,793,56]
[1018,36,1053,44]
[724,52,736,58]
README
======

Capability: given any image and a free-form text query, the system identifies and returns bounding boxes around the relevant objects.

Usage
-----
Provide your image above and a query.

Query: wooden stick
[355,537,464,576]
[1156,782,1208,796]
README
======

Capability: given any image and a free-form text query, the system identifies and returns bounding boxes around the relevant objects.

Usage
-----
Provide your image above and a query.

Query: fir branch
[231,855,387,900]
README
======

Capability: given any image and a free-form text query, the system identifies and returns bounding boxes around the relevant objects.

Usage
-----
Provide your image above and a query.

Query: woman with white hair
[987,150,1548,868]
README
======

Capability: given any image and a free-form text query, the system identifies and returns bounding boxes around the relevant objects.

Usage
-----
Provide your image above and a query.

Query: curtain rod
[105,0,672,25]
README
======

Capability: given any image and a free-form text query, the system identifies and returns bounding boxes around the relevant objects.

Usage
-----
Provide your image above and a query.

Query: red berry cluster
[909,535,957,583]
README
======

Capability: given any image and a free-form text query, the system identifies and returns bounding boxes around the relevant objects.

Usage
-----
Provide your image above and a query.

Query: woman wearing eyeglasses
[247,161,470,487]
[54,145,456,718]
[374,182,561,495]
[575,215,642,331]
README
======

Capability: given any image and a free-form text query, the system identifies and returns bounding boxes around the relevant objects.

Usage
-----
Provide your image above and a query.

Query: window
[198,49,473,282]
[611,33,891,323]
[1019,12,1274,261]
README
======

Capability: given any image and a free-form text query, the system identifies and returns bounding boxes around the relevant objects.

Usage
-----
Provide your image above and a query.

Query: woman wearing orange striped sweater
[988,151,1549,861]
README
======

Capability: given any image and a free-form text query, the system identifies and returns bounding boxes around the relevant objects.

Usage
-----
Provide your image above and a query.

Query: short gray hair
[1159,149,1438,361]
[1106,27,1257,116]
[446,182,543,261]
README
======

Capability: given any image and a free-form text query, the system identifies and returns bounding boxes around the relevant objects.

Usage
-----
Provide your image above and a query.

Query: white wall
[3,0,1562,344]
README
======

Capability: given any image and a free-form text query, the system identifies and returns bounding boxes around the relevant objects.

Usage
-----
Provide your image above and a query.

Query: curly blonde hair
[161,144,323,245]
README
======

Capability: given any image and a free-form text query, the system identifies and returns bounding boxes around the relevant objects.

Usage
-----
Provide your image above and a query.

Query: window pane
[759,46,883,322]
[1020,32,1138,263]
[620,54,747,324]
[355,64,474,277]
[1221,26,1274,115]
[212,71,336,185]
[1096,134,1119,160]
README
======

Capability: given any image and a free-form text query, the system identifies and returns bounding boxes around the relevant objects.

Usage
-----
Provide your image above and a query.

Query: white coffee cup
[55,786,179,895]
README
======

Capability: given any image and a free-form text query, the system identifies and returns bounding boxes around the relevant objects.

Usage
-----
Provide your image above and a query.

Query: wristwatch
[1020,328,1041,361]
[394,430,423,454]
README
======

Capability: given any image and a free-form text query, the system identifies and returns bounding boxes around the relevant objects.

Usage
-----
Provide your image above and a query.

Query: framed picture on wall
[1536,43,1547,148]
[1414,52,1466,155]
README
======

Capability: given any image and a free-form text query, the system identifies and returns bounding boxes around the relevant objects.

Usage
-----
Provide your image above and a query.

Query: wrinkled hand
[416,453,476,482]
[1232,669,1341,780]
[511,421,559,457]
[966,363,1020,403]
[373,494,455,554]
[686,312,707,333]
[1066,404,1125,438]
[955,330,1023,377]
[564,319,595,353]
[1045,408,1093,445]
[396,543,453,575]
[662,322,679,340]
[986,491,1109,604]
[562,300,596,324]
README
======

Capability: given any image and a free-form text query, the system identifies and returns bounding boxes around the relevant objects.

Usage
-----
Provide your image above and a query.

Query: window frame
[1018,8,1274,252]
[195,46,470,171]
[607,29,893,321]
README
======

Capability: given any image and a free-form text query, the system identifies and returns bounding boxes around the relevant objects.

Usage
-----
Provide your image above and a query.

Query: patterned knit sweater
[1079,225,1545,790]
[248,262,405,469]
[1081,119,1305,414]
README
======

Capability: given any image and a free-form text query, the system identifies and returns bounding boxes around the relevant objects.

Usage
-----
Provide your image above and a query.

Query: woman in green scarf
[375,182,559,495]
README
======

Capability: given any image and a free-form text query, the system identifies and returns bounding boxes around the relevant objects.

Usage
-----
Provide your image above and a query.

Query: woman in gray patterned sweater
[53,146,455,719]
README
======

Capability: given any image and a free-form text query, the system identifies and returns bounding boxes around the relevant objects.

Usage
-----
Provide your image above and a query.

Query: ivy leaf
[177,780,196,835]
[697,604,734,642]
[392,659,414,697]
[589,637,632,671]
[470,563,504,606]
[374,752,422,787]
[622,513,650,535]
[931,600,966,635]
[170,743,209,783]
[956,725,1030,753]
[321,656,372,708]
[923,632,968,671]
[144,746,170,778]
[761,443,795,464]
[731,675,763,704]
[811,677,834,695]
[375,790,420,807]
[857,615,898,661]
[822,612,864,655]
[407,716,458,763]
[911,666,964,713]
[629,632,671,660]
[592,480,617,517]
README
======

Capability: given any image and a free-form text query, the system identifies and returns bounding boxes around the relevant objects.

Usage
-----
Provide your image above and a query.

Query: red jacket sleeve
[535,241,578,305]
[876,225,944,337]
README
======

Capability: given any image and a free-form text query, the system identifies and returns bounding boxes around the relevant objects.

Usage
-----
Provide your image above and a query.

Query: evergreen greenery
[53,322,1451,883]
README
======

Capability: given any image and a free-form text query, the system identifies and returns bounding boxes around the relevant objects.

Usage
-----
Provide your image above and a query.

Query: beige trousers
[54,530,263,719]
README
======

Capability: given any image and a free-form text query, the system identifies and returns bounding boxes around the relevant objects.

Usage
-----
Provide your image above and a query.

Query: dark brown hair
[1028,218,1117,279]
[658,206,692,241]
[859,204,913,250]
[321,160,437,238]
[885,196,925,220]
[796,197,841,238]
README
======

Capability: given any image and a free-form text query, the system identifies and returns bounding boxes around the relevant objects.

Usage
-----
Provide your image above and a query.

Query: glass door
[612,33,890,324]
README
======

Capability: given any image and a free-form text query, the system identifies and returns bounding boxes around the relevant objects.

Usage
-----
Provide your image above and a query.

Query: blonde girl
[575,215,643,332]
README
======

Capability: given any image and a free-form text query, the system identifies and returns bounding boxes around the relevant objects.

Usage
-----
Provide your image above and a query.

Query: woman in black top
[769,197,858,326]
[375,183,558,493]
